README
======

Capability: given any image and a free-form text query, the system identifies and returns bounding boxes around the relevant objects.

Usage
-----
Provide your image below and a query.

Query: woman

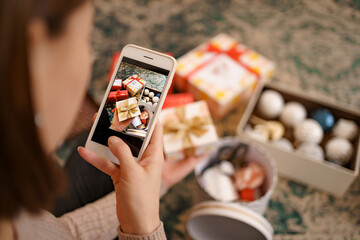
[0,0,203,239]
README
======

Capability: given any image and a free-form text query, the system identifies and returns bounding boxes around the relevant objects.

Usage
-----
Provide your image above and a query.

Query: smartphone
[85,44,177,163]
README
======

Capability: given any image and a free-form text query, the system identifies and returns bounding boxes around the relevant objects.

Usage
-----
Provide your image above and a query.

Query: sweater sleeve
[59,191,118,240]
[117,222,167,240]
[59,180,168,240]
[15,182,169,240]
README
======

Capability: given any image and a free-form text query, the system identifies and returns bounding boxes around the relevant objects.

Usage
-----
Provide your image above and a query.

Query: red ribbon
[185,43,260,80]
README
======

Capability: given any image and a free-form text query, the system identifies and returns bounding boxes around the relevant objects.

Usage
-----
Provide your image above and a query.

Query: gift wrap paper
[123,75,146,96]
[176,33,275,119]
[116,97,141,122]
[160,101,218,161]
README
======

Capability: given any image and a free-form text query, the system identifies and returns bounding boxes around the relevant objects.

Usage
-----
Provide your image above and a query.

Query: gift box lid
[186,201,273,240]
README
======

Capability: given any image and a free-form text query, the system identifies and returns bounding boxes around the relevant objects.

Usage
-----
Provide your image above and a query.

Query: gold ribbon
[117,101,138,120]
[163,106,212,158]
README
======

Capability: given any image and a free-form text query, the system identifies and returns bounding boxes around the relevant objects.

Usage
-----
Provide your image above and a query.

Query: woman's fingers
[78,146,118,176]
[108,136,137,170]
[145,123,163,156]
[141,123,164,169]
[162,154,208,188]
[112,113,133,132]
[117,118,133,131]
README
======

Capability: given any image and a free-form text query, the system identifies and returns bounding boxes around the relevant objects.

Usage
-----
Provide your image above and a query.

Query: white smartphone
[85,44,177,163]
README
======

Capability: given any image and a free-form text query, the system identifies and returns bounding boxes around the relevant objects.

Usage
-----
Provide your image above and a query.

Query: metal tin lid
[186,201,273,240]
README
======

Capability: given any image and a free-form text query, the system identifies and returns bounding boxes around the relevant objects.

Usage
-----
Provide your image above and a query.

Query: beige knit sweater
[13,184,168,240]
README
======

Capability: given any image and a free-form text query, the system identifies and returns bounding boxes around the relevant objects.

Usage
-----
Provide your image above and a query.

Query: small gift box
[111,79,122,90]
[116,97,141,122]
[162,92,194,109]
[123,75,146,96]
[175,33,275,119]
[107,90,128,102]
[159,101,218,161]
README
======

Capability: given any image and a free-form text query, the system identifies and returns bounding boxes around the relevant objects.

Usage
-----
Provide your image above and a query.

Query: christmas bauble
[149,92,155,98]
[279,102,307,128]
[333,118,359,140]
[325,137,353,166]
[294,119,323,144]
[296,143,324,162]
[152,96,159,103]
[310,108,334,132]
[256,90,284,119]
[271,138,294,152]
[144,89,149,95]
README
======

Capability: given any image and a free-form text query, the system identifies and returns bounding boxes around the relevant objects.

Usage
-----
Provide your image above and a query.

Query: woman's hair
[0,0,86,218]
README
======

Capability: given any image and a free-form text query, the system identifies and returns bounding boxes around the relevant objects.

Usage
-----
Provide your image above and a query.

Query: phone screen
[91,57,169,157]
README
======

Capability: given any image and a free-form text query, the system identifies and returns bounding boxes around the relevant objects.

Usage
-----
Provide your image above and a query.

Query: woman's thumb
[108,136,137,170]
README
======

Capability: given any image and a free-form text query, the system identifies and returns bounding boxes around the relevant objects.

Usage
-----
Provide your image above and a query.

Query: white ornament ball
[271,138,294,152]
[244,125,269,142]
[144,97,150,102]
[218,161,235,175]
[144,89,149,95]
[294,119,323,144]
[257,90,284,119]
[280,102,307,128]
[333,118,359,141]
[149,92,155,98]
[152,96,159,103]
[153,102,158,107]
[325,137,353,166]
[147,101,153,106]
[296,143,324,162]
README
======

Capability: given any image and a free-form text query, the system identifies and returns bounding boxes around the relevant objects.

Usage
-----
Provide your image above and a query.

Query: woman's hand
[162,155,207,189]
[111,110,133,132]
[78,124,164,235]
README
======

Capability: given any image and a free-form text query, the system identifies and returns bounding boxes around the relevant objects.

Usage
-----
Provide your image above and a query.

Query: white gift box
[237,82,360,196]
[175,33,275,119]
[159,101,218,161]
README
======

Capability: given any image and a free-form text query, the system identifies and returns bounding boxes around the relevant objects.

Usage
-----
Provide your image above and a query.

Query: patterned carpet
[88,0,360,239]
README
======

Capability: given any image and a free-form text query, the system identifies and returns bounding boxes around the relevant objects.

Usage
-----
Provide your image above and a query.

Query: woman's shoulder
[13,210,73,240]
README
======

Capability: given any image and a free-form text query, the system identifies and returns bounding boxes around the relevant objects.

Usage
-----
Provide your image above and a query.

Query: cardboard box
[175,33,275,119]
[159,101,218,161]
[237,82,360,196]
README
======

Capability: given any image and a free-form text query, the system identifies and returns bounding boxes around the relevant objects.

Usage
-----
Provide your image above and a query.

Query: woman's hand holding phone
[78,124,164,235]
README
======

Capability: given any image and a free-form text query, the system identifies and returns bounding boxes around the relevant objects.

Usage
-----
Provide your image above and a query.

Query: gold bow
[163,106,211,157]
[117,101,138,119]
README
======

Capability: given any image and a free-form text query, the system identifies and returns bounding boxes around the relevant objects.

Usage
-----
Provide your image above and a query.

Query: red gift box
[107,90,129,102]
[162,93,194,109]
[111,79,122,91]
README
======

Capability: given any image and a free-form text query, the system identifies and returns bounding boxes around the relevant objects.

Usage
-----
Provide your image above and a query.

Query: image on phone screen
[91,57,169,157]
